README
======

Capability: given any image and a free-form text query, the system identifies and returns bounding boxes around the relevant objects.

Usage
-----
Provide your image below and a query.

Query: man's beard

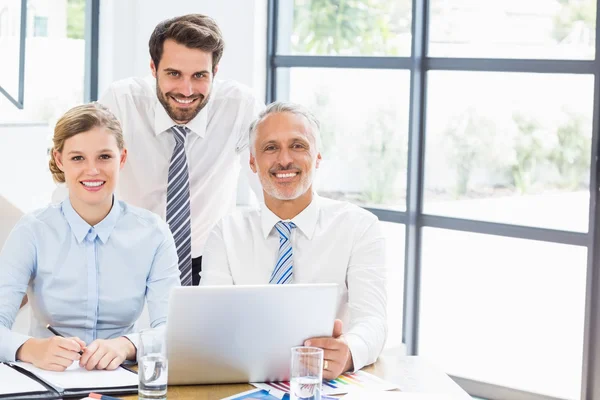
[259,162,315,201]
[156,84,210,124]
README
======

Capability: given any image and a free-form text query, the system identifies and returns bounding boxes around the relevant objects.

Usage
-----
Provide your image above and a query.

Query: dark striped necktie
[166,125,192,286]
[270,221,296,284]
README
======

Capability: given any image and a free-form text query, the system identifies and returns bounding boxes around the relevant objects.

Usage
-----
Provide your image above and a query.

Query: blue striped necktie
[167,125,192,286]
[270,221,296,284]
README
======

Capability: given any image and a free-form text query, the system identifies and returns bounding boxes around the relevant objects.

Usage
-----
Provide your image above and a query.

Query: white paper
[252,370,399,396]
[391,357,470,398]
[342,391,467,400]
[12,361,138,389]
[0,363,48,395]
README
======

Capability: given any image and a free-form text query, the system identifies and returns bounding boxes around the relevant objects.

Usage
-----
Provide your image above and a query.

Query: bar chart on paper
[253,370,399,396]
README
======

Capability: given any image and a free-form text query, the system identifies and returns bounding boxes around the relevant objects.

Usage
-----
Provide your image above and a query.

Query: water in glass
[138,353,167,399]
[290,375,321,400]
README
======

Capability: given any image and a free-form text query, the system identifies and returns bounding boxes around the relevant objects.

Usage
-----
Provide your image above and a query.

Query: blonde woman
[0,103,180,371]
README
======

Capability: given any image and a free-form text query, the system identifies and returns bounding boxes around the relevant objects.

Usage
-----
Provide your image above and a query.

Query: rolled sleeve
[0,218,36,362]
[346,218,387,371]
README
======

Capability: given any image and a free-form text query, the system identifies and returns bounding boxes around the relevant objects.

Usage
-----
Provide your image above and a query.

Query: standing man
[99,14,264,286]
[202,102,387,379]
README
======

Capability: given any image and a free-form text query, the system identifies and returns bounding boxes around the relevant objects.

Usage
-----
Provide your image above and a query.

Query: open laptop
[166,283,339,385]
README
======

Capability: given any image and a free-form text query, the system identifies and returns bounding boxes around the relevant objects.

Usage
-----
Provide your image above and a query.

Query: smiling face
[250,112,321,204]
[53,126,127,213]
[151,39,216,124]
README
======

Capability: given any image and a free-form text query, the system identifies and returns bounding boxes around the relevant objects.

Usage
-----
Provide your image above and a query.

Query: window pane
[419,229,586,399]
[424,72,593,231]
[276,0,412,56]
[0,0,86,123]
[277,68,410,210]
[381,221,405,350]
[429,0,596,59]
[0,0,24,98]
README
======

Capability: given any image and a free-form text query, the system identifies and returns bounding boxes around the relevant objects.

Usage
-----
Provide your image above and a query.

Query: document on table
[253,370,399,397]
[342,392,468,399]
[11,361,138,389]
[0,363,48,395]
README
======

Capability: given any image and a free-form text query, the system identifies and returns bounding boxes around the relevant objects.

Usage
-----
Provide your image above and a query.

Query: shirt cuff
[1,332,32,362]
[345,332,368,372]
[123,333,139,361]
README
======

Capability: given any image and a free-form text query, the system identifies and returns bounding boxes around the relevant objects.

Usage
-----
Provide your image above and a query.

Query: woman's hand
[79,337,136,371]
[16,336,85,371]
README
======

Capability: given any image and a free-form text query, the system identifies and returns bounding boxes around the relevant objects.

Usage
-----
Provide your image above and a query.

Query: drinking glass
[290,346,323,400]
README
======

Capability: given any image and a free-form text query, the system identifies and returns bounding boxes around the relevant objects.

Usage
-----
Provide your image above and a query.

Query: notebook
[0,361,138,399]
[0,363,58,400]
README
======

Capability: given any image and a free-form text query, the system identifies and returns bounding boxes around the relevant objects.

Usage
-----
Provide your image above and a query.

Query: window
[33,15,47,37]
[0,0,92,124]
[424,72,593,231]
[429,0,596,59]
[0,0,97,218]
[276,0,412,56]
[0,7,9,37]
[420,229,586,399]
[269,1,599,399]
[276,67,410,210]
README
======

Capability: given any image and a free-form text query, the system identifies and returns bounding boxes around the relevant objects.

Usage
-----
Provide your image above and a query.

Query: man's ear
[315,152,322,169]
[150,60,157,78]
[212,64,219,78]
[249,152,257,173]
[53,150,64,171]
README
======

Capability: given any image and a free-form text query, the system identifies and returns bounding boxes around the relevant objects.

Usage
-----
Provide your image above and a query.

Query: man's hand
[304,319,354,380]
[16,336,85,371]
[79,337,135,371]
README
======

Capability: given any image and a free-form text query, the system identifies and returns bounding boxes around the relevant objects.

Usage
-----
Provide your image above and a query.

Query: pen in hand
[46,324,84,356]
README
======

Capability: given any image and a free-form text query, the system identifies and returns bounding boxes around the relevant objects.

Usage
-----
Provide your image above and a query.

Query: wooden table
[122,349,470,400]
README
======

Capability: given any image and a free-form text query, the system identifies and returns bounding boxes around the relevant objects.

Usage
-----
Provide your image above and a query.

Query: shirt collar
[152,78,211,138]
[260,194,320,240]
[61,196,121,244]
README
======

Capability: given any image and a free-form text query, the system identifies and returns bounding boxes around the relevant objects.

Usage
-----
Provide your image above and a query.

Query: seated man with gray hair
[201,101,387,379]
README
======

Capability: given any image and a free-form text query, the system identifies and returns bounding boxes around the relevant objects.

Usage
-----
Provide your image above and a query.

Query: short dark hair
[149,14,224,73]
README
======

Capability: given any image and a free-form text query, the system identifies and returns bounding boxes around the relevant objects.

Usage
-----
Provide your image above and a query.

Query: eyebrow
[66,149,116,155]
[261,137,310,146]
[164,67,211,75]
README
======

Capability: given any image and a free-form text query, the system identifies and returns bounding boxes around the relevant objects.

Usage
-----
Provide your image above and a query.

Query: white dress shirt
[99,76,264,258]
[201,194,387,371]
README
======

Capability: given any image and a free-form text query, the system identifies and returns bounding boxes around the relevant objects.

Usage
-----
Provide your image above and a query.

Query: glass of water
[290,346,323,400]
[138,328,168,400]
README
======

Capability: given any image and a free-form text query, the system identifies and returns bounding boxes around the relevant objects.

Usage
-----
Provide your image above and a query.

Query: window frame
[0,0,99,113]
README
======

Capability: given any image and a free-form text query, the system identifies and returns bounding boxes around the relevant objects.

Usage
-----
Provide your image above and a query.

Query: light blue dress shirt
[0,197,181,362]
